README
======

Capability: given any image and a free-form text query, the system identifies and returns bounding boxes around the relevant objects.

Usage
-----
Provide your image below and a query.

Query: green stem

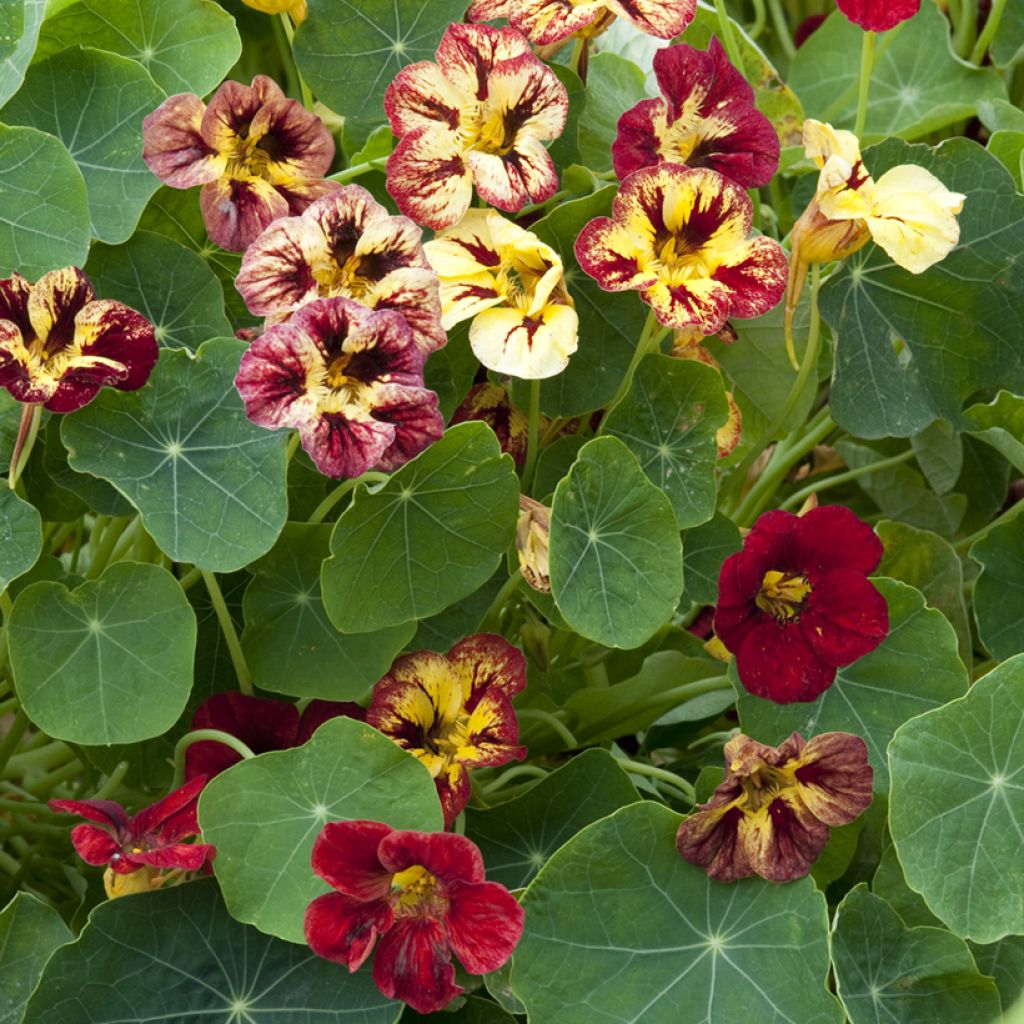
[568,35,587,77]
[480,569,523,634]
[278,13,314,109]
[853,30,875,137]
[954,0,979,57]
[178,566,202,591]
[523,379,542,495]
[955,498,1024,553]
[8,404,41,490]
[201,571,253,696]
[85,516,132,579]
[516,708,578,749]
[92,761,129,800]
[24,759,82,797]
[779,448,916,512]
[330,158,390,183]
[618,759,696,804]
[107,516,142,566]
[0,709,30,779]
[47,520,77,556]
[970,0,1008,64]
[606,310,665,414]
[714,0,746,70]
[171,729,256,788]
[481,764,549,797]
[308,472,389,524]
[285,432,301,462]
[768,0,796,57]
[748,0,767,37]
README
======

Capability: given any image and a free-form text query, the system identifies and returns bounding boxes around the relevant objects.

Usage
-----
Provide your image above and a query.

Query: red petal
[136,841,216,872]
[0,272,34,340]
[372,917,460,1015]
[836,0,920,31]
[739,793,830,882]
[436,766,471,830]
[299,410,395,479]
[296,701,365,745]
[611,99,664,181]
[370,383,444,472]
[377,830,485,886]
[129,776,206,842]
[447,634,527,701]
[793,732,874,826]
[676,805,754,882]
[446,880,524,973]
[305,891,393,971]
[800,570,889,667]
[142,93,222,188]
[67,823,121,866]
[734,618,837,703]
[49,798,129,829]
[200,177,290,253]
[791,505,884,577]
[310,820,394,900]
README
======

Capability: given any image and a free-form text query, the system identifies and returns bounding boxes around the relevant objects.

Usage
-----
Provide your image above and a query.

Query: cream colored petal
[803,119,862,170]
[470,303,578,379]
[424,209,499,277]
[437,271,503,329]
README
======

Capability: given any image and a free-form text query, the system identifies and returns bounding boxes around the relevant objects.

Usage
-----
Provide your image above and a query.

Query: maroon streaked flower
[676,730,873,882]
[234,297,443,479]
[575,163,788,334]
[451,382,530,466]
[836,0,920,32]
[0,268,157,413]
[235,186,445,357]
[305,821,524,1014]
[384,24,568,230]
[50,777,216,898]
[613,39,779,188]
[467,0,695,45]
[367,635,527,827]
[184,692,364,781]
[142,75,337,252]
[714,505,889,704]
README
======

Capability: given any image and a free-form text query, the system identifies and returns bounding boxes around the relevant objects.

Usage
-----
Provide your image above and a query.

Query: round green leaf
[8,562,196,745]
[601,355,729,528]
[21,880,400,1024]
[198,716,443,944]
[0,125,90,279]
[2,47,165,244]
[321,423,519,633]
[550,436,683,649]
[511,801,844,1024]
[832,886,1000,1024]
[242,522,415,699]
[889,655,1024,943]
[737,578,968,792]
[0,892,72,1024]
[36,0,241,96]
[970,516,1024,661]
[0,489,41,593]
[0,0,45,106]
[62,338,289,572]
[85,231,232,351]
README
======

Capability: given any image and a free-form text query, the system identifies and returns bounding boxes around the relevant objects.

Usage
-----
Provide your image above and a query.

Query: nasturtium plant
[0,0,1020,1020]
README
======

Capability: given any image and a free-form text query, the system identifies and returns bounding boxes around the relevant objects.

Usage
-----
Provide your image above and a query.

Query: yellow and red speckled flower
[384,24,568,230]
[425,209,578,379]
[613,39,779,189]
[676,730,873,882]
[0,268,157,413]
[576,163,788,335]
[367,635,528,827]
[142,75,337,252]
[468,0,695,46]
[450,382,532,466]
[234,297,443,479]
[235,186,445,357]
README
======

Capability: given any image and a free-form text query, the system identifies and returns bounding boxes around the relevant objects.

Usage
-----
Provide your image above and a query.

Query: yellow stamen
[390,864,446,916]
[755,570,812,622]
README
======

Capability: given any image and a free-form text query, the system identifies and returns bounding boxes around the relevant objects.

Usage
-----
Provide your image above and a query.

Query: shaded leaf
[970,515,1024,660]
[0,893,72,1024]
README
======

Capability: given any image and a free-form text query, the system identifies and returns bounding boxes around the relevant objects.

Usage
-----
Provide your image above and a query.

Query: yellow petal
[470,303,579,379]
[803,119,862,170]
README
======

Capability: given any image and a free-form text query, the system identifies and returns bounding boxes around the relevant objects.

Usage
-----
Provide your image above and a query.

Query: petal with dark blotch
[386,127,473,230]
[451,383,530,466]
[368,651,460,746]
[710,235,789,321]
[733,616,837,704]
[0,272,33,339]
[200,176,290,252]
[467,0,513,19]
[142,93,224,188]
[423,208,502,277]
[470,304,578,379]
[574,218,654,293]
[643,278,732,334]
[370,382,443,472]
[0,322,43,403]
[275,178,343,218]
[801,570,889,668]
[378,829,486,886]
[27,267,95,357]
[200,78,267,154]
[136,841,216,872]
[364,268,446,357]
[449,634,528,701]
[310,820,394,899]
[468,137,559,214]
[791,504,885,576]
[738,792,829,882]
[790,732,873,826]
[608,0,696,37]
[50,798,130,830]
[299,409,394,479]
[483,51,568,145]
[72,299,158,391]
[460,694,527,770]
[305,183,387,246]
[436,763,472,827]
[612,98,665,180]
[372,917,460,1016]
[343,305,424,385]
[356,212,431,276]
[235,214,325,316]
[249,97,335,182]
[434,23,532,100]
[67,823,122,866]
[676,803,754,881]
[513,0,603,45]
[305,891,393,971]
[446,880,524,973]
[385,60,463,137]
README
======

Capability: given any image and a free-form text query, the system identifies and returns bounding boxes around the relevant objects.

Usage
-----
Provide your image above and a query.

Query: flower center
[649,231,720,284]
[755,570,812,622]
[390,864,447,917]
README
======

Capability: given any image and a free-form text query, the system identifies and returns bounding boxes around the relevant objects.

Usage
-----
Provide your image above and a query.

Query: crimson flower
[836,0,920,32]
[50,777,215,898]
[184,692,364,780]
[305,821,524,1014]
[613,39,779,188]
[714,505,889,703]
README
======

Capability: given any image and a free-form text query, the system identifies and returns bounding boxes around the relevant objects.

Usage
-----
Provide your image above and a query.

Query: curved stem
[0,709,29,780]
[853,31,876,137]
[8,404,41,490]
[308,472,389,524]
[201,571,253,696]
[331,158,390,183]
[747,0,767,38]
[516,708,578,750]
[767,0,796,58]
[92,761,130,801]
[481,764,549,797]
[278,13,314,109]
[171,729,257,789]
[778,448,915,512]
[713,0,746,70]
[618,759,695,804]
[85,516,132,579]
[971,0,1008,64]
[523,378,542,495]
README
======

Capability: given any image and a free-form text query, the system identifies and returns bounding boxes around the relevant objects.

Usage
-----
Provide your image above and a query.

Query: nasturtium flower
[0,268,157,413]
[235,297,443,479]
[837,0,920,32]
[367,635,527,827]
[50,777,216,899]
[467,0,695,46]
[714,505,889,704]
[451,382,531,466]
[676,730,873,882]
[424,209,578,378]
[305,821,524,1014]
[613,39,779,188]
[384,24,568,229]
[235,186,446,357]
[576,163,788,334]
[241,0,306,22]
[142,75,337,252]
[184,692,364,781]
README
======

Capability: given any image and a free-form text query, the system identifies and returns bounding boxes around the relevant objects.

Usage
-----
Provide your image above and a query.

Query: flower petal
[296,700,365,744]
[305,891,393,971]
[369,382,443,472]
[446,880,524,974]
[709,235,789,321]
[129,775,207,842]
[311,820,394,899]
[512,0,604,44]
[791,504,885,576]
[448,634,528,701]
[386,127,473,230]
[469,303,578,379]
[377,829,486,885]
[50,798,129,830]
[434,23,532,99]
[200,176,290,252]
[363,268,446,357]
[200,76,284,153]
[235,214,325,316]
[790,732,874,826]
[372,917,460,1015]
[0,272,33,340]
[733,616,837,703]
[142,93,224,188]
[27,267,95,356]
[676,804,754,881]
[450,382,530,466]
[738,791,830,882]
[299,409,395,479]
[607,0,696,37]
[248,97,335,182]
[467,135,560,214]
[800,569,889,667]
[385,60,463,138]
[67,823,122,867]
[836,0,920,31]
[135,841,216,872]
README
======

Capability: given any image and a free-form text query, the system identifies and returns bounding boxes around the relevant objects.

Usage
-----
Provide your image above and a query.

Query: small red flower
[305,821,524,1014]
[836,0,920,32]
[184,692,364,780]
[50,777,216,895]
[714,505,889,703]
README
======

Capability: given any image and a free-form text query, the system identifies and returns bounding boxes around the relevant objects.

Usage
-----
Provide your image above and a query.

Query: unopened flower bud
[516,495,551,593]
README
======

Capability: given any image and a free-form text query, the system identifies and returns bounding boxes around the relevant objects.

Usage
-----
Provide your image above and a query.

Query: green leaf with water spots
[0,893,72,1024]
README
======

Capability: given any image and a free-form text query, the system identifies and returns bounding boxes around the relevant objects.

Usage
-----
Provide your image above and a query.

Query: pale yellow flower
[241,0,306,22]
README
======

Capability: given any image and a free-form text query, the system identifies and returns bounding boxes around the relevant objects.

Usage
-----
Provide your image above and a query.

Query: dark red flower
[305,821,524,1014]
[836,0,920,32]
[714,505,888,703]
[184,692,364,780]
[450,383,530,466]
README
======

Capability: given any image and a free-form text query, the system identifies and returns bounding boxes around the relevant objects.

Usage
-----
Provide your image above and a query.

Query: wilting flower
[305,821,524,1013]
[184,692,364,781]
[837,0,920,31]
[142,75,336,252]
[714,505,888,704]
[241,0,306,22]
[516,495,551,593]
[613,39,779,188]
[367,635,527,826]
[451,382,531,466]
[576,164,788,335]
[425,209,578,378]
[0,268,157,413]
[235,297,443,479]
[385,24,568,229]
[235,186,445,357]
[676,731,873,882]
[467,0,695,45]
[50,777,216,899]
